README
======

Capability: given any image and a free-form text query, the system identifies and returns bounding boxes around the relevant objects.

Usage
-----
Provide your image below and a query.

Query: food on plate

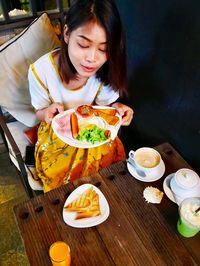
[55,114,72,138]
[77,105,119,126]
[93,108,117,116]
[76,105,94,117]
[104,130,111,138]
[64,187,101,219]
[70,112,79,138]
[143,186,164,204]
[77,124,110,144]
[94,110,119,125]
[54,105,120,145]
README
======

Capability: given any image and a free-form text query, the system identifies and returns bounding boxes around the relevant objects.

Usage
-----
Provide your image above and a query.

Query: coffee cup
[177,197,200,238]
[128,147,161,173]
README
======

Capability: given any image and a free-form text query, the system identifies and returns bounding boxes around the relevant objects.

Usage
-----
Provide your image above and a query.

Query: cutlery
[126,158,146,177]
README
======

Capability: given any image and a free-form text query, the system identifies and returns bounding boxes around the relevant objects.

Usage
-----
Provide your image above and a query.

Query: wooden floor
[0,141,29,266]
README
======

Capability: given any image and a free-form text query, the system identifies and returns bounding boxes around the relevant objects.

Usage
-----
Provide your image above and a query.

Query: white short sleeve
[28,65,51,110]
[95,84,119,106]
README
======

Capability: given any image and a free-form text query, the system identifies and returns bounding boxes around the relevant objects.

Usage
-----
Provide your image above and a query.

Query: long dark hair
[59,0,127,96]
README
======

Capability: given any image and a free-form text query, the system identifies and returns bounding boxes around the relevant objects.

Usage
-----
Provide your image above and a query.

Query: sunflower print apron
[35,122,125,192]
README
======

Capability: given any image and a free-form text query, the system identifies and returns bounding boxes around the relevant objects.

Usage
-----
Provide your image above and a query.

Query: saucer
[127,159,165,182]
[163,173,177,204]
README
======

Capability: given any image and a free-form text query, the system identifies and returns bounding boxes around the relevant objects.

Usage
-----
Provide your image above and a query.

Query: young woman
[28,0,133,192]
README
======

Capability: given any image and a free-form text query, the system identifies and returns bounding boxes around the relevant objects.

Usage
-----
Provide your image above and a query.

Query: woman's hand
[36,103,64,124]
[111,102,134,126]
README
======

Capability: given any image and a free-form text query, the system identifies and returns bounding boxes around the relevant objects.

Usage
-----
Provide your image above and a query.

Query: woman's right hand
[36,103,64,124]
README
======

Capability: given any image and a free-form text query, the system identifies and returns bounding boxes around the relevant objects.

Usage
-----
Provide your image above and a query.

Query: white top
[28,51,119,111]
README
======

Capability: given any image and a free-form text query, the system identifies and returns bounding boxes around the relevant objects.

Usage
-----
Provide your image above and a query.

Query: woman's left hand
[111,102,134,126]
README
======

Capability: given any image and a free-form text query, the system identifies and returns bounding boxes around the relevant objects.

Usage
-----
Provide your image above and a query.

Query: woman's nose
[85,48,97,62]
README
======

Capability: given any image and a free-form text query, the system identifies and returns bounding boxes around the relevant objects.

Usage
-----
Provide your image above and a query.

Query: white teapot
[170,168,200,205]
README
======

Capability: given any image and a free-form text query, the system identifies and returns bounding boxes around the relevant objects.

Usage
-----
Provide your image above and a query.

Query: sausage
[70,112,79,138]
[104,130,111,138]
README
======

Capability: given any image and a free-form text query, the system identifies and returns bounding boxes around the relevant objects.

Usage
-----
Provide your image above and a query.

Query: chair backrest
[0,13,61,127]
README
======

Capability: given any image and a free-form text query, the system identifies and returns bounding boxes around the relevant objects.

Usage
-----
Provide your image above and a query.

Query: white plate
[163,173,177,204]
[52,106,121,148]
[127,159,165,182]
[62,184,110,228]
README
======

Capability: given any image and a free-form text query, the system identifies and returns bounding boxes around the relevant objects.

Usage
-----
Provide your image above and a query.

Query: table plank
[14,143,200,265]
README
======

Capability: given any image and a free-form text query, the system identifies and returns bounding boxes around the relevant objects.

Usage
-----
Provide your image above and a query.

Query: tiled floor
[0,143,29,266]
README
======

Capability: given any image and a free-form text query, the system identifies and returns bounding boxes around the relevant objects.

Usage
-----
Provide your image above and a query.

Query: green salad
[77,125,109,144]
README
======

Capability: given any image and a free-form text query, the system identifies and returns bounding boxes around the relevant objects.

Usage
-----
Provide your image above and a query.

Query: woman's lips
[81,65,96,73]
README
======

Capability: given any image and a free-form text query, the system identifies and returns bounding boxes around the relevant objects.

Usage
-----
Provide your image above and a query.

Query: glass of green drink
[177,197,200,238]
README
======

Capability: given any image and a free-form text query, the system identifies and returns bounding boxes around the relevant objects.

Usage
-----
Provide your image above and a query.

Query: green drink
[177,197,200,238]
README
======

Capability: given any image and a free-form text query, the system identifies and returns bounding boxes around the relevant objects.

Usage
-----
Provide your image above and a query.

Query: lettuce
[77,125,108,144]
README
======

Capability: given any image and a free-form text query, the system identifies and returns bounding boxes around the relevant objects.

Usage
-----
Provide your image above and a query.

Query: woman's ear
[63,24,69,44]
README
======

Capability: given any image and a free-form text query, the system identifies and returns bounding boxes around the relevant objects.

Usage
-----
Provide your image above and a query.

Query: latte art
[135,150,160,168]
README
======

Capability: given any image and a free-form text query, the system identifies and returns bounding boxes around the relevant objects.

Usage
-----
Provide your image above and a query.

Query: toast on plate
[64,187,101,219]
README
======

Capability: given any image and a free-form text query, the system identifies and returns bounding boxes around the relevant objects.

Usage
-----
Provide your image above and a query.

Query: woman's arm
[36,103,64,124]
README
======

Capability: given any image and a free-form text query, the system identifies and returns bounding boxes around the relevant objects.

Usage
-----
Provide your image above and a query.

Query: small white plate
[52,106,121,148]
[62,184,110,228]
[163,173,177,204]
[127,159,165,182]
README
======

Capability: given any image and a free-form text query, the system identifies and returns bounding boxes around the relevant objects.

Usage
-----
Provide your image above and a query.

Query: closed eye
[99,48,107,53]
[78,43,89,48]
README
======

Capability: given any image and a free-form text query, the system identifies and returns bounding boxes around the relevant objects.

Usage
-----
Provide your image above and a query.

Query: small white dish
[62,184,110,228]
[127,159,165,182]
[163,173,177,204]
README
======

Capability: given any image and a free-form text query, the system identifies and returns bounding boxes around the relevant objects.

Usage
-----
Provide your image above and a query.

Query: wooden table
[14,143,200,265]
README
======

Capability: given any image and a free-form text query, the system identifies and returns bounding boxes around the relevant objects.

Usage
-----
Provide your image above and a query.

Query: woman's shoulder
[32,48,60,69]
[33,51,51,68]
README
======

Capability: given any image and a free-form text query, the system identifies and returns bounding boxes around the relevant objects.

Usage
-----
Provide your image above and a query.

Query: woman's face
[64,21,108,79]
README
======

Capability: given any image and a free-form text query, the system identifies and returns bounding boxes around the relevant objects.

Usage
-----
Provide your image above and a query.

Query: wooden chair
[0,12,64,197]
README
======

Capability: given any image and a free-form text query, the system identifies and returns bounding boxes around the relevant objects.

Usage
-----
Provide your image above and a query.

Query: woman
[28,0,133,192]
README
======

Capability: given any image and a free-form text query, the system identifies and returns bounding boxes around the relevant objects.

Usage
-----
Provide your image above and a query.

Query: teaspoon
[126,158,146,177]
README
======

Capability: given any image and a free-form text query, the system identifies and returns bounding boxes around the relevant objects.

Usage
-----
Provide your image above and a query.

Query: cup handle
[129,150,135,159]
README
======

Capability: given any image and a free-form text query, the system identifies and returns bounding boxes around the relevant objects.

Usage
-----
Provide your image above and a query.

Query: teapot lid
[175,168,200,189]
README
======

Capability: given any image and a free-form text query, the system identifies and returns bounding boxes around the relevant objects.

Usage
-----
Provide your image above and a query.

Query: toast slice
[76,210,101,220]
[93,108,117,116]
[94,110,119,126]
[64,187,101,219]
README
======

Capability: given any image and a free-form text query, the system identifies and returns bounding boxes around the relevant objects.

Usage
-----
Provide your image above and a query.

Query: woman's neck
[66,77,88,90]
[53,50,88,90]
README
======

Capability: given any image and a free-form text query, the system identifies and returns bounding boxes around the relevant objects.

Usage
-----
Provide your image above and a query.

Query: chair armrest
[0,109,34,198]
[0,110,21,156]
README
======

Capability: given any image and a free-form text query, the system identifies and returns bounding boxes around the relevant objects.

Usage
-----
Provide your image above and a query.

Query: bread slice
[94,110,119,126]
[76,210,101,220]
[93,108,117,116]
[64,187,101,219]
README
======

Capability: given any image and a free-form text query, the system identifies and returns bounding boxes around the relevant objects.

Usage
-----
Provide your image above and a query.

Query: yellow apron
[34,122,125,192]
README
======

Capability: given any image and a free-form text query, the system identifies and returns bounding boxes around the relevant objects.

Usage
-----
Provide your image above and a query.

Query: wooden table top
[14,143,200,266]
